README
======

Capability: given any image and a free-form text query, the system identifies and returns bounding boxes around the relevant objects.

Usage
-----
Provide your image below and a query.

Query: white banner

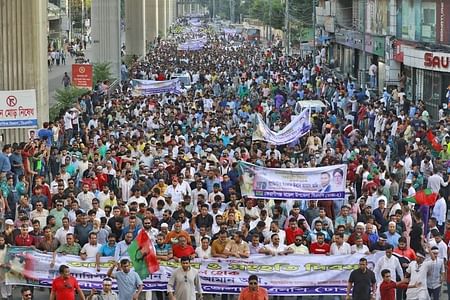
[252,108,311,145]
[239,161,348,200]
[0,89,37,128]
[131,79,181,96]
[3,246,382,296]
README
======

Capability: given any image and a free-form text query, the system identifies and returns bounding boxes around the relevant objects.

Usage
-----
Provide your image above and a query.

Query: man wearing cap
[384,221,401,248]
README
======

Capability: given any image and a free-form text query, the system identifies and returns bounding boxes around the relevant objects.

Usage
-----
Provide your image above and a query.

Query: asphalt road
[47,45,93,107]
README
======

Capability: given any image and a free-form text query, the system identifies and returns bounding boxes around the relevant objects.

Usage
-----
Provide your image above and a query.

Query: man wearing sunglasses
[87,278,118,300]
[50,264,86,300]
[238,274,269,300]
[21,287,33,299]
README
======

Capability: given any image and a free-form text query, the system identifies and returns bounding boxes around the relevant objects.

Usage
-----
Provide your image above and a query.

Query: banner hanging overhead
[239,161,347,200]
[0,89,38,128]
[252,108,311,145]
[132,79,181,96]
[3,246,382,296]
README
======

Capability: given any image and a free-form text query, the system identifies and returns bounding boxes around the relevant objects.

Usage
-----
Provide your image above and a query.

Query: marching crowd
[1,17,450,300]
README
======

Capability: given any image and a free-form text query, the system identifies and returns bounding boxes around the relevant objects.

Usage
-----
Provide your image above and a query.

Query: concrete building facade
[0,0,49,142]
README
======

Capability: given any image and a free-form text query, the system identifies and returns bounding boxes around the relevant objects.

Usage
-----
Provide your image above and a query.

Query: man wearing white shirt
[119,171,135,203]
[54,217,74,245]
[97,186,110,209]
[261,233,294,256]
[427,170,449,194]
[166,178,186,204]
[30,201,49,228]
[428,229,447,261]
[263,222,286,245]
[330,233,351,255]
[373,246,403,299]
[127,189,147,207]
[432,191,447,233]
[80,232,102,258]
[192,181,208,204]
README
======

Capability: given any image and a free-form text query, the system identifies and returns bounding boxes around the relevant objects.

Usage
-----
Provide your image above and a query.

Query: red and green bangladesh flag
[127,230,160,279]
[427,130,443,152]
[405,189,438,206]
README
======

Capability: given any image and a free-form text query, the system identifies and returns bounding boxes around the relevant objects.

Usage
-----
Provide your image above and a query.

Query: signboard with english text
[0,89,37,128]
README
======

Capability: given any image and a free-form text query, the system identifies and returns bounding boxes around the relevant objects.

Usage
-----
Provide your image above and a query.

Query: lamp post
[284,0,289,55]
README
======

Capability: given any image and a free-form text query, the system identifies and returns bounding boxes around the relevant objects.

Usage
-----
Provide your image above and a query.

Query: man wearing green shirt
[55,233,81,255]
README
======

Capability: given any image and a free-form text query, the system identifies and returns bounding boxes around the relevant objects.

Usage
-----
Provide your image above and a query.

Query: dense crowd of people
[1,17,450,300]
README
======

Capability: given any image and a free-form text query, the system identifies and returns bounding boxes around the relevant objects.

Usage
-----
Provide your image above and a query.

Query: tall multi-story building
[315,0,450,117]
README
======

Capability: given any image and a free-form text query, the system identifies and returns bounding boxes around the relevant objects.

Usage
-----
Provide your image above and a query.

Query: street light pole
[285,0,289,55]
[361,0,367,89]
[269,0,272,42]
[312,0,316,52]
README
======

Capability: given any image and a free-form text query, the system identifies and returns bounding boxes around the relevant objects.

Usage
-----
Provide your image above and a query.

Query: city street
[47,46,92,106]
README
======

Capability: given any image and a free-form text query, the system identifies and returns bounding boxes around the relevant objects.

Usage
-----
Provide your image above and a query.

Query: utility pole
[212,0,216,20]
[269,0,272,42]
[361,0,367,89]
[312,0,316,52]
[285,0,289,55]
[229,0,235,23]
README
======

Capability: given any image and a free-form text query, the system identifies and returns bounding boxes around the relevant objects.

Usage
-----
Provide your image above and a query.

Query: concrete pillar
[146,0,159,44]
[173,0,177,20]
[165,0,171,31]
[125,0,146,57]
[91,0,121,81]
[157,0,166,37]
[0,0,48,143]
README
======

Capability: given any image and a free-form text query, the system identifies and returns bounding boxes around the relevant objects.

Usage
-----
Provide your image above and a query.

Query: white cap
[5,219,13,225]
[161,223,169,228]
[405,178,412,184]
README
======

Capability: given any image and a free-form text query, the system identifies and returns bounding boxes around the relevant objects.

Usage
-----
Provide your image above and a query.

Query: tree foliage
[93,62,113,83]
[50,87,89,121]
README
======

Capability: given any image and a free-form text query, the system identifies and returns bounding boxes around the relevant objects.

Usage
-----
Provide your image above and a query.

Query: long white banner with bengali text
[252,108,311,145]
[3,247,382,296]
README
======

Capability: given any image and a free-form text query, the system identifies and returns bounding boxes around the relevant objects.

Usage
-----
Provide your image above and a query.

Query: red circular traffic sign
[6,95,17,107]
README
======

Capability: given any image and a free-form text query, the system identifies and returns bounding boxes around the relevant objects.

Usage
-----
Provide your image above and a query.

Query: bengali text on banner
[2,247,382,296]
[252,108,311,145]
[239,161,348,200]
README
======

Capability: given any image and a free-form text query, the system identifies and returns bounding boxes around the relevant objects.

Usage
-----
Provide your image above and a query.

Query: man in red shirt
[172,236,195,261]
[309,232,330,254]
[50,264,85,300]
[285,218,304,245]
[239,274,269,300]
[379,269,408,300]
[15,224,35,246]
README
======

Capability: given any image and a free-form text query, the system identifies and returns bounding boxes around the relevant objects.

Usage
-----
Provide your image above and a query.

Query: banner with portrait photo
[238,162,347,200]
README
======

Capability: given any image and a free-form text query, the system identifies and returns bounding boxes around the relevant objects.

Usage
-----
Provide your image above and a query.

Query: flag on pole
[405,189,438,206]
[127,230,160,279]
[426,130,443,152]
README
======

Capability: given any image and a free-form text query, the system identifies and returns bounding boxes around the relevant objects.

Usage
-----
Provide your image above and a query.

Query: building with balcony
[315,0,450,118]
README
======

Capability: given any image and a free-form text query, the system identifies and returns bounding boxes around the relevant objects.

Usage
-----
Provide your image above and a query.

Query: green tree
[50,87,89,121]
[249,0,284,29]
[93,62,113,83]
